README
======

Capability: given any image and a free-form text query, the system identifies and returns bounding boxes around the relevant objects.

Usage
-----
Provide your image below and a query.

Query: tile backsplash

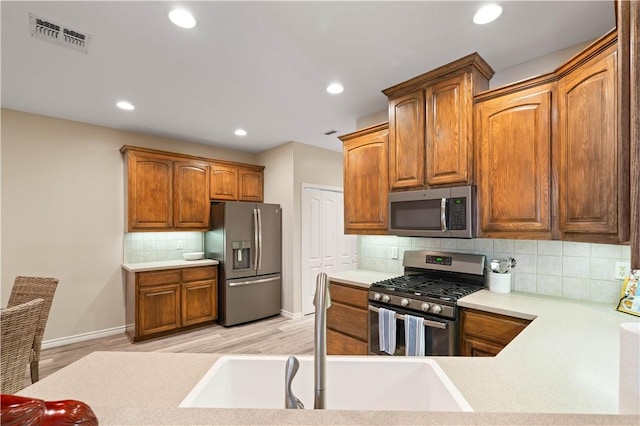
[358,235,631,304]
[124,232,204,263]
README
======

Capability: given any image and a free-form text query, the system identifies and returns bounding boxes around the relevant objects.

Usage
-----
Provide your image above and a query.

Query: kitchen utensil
[490,257,516,273]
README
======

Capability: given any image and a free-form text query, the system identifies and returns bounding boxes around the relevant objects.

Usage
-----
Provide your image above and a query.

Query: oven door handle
[368,305,447,330]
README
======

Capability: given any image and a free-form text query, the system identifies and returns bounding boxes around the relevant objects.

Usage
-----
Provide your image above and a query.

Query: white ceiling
[1,1,615,153]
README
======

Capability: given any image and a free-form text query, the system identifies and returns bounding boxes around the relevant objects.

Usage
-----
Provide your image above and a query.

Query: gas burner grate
[371,274,483,301]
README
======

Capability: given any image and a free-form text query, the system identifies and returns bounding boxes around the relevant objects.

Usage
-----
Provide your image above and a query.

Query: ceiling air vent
[29,13,91,54]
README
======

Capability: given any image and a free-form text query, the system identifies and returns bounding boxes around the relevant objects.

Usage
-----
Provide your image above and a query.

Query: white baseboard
[42,326,126,350]
[280,309,304,320]
[43,313,305,350]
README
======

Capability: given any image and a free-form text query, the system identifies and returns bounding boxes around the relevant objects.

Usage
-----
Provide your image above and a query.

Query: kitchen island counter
[17,281,640,424]
[17,351,638,425]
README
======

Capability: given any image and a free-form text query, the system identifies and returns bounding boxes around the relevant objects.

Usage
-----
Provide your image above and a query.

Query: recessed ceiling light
[116,100,135,111]
[234,129,247,136]
[169,9,196,29]
[326,83,344,94]
[473,4,502,25]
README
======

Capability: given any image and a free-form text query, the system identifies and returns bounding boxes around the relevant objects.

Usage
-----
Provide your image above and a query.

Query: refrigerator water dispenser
[232,241,251,270]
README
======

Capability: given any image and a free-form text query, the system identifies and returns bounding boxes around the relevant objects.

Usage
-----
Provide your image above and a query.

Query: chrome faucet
[313,272,331,409]
[283,272,331,410]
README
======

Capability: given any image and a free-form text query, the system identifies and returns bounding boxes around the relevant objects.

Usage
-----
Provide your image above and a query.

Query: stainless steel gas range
[368,250,486,356]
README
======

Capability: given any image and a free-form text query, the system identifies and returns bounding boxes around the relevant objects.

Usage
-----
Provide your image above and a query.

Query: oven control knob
[431,304,442,314]
[373,293,381,301]
[421,303,430,312]
[401,298,410,307]
[381,295,391,303]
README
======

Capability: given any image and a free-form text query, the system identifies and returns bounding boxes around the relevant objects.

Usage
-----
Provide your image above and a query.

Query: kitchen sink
[179,355,472,411]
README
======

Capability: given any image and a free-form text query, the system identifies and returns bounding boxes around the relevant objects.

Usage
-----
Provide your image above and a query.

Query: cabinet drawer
[327,302,367,341]
[461,308,530,345]
[182,266,217,282]
[329,282,368,309]
[138,270,181,286]
[327,328,368,355]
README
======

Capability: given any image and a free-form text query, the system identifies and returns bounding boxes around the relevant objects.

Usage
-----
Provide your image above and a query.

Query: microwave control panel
[449,198,467,230]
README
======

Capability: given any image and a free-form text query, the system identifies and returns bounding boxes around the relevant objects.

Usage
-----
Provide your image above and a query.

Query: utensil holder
[489,272,512,293]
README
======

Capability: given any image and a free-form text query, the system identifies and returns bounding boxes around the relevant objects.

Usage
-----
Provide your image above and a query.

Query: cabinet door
[475,85,554,239]
[173,161,211,229]
[210,163,239,201]
[460,336,504,357]
[426,73,472,186]
[181,266,218,326]
[558,46,622,242]
[341,125,389,233]
[326,282,369,355]
[459,308,530,357]
[127,151,173,231]
[138,284,181,336]
[327,328,368,355]
[181,280,217,326]
[389,92,425,190]
[238,168,264,202]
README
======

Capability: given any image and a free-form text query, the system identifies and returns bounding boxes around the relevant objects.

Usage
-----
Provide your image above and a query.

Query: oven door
[368,304,457,356]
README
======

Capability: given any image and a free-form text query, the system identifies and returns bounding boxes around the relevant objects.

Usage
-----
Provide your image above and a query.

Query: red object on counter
[1,394,98,425]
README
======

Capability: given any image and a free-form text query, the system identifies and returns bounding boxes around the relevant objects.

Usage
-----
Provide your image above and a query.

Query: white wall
[256,143,295,315]
[490,39,593,88]
[292,143,343,314]
[356,110,388,129]
[257,141,344,316]
[0,109,257,341]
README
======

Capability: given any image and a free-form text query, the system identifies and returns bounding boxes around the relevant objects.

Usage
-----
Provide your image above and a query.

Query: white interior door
[302,185,357,315]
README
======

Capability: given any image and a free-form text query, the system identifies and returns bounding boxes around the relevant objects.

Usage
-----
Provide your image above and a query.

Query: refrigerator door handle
[228,276,281,287]
[253,208,259,271]
[257,208,263,270]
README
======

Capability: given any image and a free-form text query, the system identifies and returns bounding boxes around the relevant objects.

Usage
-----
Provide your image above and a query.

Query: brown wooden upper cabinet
[475,84,555,240]
[387,92,425,189]
[474,29,629,244]
[557,37,628,243]
[210,161,264,202]
[173,161,211,229]
[122,147,210,231]
[339,123,389,234]
[383,53,493,191]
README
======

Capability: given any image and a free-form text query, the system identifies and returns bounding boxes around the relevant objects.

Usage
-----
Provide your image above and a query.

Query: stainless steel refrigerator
[204,202,282,326]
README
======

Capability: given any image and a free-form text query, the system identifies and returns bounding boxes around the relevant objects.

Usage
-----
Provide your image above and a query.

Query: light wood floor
[36,315,314,382]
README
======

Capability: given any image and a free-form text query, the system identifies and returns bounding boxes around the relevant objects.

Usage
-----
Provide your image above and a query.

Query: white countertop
[438,289,640,414]
[17,272,640,424]
[121,259,218,272]
[328,269,400,288]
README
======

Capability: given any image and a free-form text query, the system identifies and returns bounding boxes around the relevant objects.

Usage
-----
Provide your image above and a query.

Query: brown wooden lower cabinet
[138,283,181,335]
[327,281,369,355]
[125,265,217,342]
[459,307,531,357]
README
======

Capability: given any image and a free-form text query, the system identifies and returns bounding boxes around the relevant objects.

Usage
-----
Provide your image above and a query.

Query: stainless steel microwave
[388,186,476,238]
